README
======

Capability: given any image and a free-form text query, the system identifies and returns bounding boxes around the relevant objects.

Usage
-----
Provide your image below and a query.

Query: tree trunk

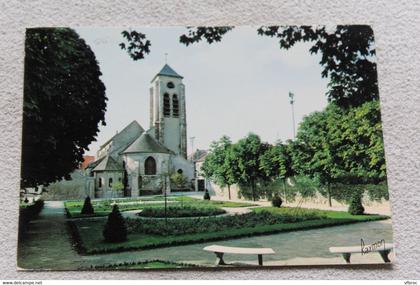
[227,184,231,200]
[327,182,332,207]
[283,179,287,204]
[251,180,256,201]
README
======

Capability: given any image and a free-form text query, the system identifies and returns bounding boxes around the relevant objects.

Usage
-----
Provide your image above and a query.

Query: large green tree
[22,28,107,189]
[259,141,294,201]
[232,133,270,201]
[291,101,386,206]
[201,136,238,200]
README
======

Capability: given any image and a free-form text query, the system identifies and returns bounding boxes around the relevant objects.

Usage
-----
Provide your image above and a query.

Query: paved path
[18,200,394,270]
[17,201,83,270]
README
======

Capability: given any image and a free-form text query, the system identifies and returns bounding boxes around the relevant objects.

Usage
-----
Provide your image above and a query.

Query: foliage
[119,30,151,61]
[258,25,378,108]
[179,27,234,46]
[271,195,283,208]
[128,210,322,236]
[232,133,271,201]
[170,172,188,188]
[103,205,127,243]
[112,181,124,192]
[203,189,210,200]
[64,196,254,218]
[89,260,199,269]
[291,101,386,205]
[22,28,107,188]
[18,199,45,238]
[137,205,225,218]
[72,208,388,254]
[348,192,365,215]
[81,196,94,215]
[201,136,238,199]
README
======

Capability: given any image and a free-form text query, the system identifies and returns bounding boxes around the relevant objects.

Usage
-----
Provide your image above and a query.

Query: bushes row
[18,199,45,238]
[138,204,226,218]
[127,210,321,236]
[19,199,44,226]
[88,259,199,269]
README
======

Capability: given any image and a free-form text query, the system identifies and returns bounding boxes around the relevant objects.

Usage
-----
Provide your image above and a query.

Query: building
[86,64,195,198]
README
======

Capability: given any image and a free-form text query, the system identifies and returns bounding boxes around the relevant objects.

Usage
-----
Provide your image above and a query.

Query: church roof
[99,120,144,149]
[123,133,170,154]
[92,155,123,172]
[151,64,183,82]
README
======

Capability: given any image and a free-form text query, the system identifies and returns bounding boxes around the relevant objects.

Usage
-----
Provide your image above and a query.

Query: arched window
[98,177,102,188]
[108,178,113,188]
[145,156,157,175]
[163,93,170,117]
[172,94,179,117]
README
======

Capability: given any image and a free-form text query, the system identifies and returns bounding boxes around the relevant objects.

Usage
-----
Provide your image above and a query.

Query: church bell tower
[149,64,187,158]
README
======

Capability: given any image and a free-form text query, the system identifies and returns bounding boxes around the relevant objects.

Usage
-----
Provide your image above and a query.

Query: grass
[138,204,226,218]
[64,196,255,218]
[70,206,389,255]
[87,260,199,269]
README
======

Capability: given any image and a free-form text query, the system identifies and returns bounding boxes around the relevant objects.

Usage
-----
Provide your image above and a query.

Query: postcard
[18,26,393,270]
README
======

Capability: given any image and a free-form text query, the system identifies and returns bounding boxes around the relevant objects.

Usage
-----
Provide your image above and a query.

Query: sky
[75,27,328,157]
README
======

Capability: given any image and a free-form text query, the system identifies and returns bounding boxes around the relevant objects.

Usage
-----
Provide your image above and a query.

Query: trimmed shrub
[272,194,283,208]
[103,204,127,243]
[203,189,210,200]
[348,192,365,215]
[138,205,226,218]
[81,196,94,215]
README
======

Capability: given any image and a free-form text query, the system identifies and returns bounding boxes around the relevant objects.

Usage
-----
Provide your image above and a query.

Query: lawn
[88,260,198,269]
[64,196,256,218]
[69,206,389,254]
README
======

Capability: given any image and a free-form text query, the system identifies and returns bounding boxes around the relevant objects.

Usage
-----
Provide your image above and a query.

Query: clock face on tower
[167,81,175,89]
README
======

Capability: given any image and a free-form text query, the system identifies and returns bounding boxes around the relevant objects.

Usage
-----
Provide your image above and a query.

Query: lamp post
[289,92,296,139]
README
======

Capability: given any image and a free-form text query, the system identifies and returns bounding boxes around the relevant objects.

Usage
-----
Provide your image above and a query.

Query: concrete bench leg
[342,253,351,263]
[379,250,391,263]
[258,254,263,266]
[215,252,227,265]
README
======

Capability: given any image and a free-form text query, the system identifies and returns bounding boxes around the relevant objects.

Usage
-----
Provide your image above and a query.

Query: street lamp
[289,92,296,139]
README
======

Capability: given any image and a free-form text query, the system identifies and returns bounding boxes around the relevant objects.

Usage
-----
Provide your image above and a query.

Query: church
[86,64,195,198]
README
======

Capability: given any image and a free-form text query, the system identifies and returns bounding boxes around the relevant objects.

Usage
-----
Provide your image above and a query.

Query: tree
[232,133,270,201]
[119,30,151,61]
[81,196,94,215]
[348,191,365,215]
[259,141,294,201]
[291,105,344,206]
[170,172,188,188]
[179,27,234,46]
[257,25,378,108]
[103,204,127,243]
[177,25,378,109]
[291,101,386,206]
[22,28,107,189]
[201,136,238,200]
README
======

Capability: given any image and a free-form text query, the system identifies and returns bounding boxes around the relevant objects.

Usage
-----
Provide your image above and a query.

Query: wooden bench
[329,243,393,263]
[203,245,275,266]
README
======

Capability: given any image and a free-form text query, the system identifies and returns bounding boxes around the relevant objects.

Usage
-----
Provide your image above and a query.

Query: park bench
[203,245,275,266]
[329,243,394,263]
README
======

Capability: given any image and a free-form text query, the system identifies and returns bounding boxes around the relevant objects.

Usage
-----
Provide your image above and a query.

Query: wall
[1,0,420,279]
[42,170,94,200]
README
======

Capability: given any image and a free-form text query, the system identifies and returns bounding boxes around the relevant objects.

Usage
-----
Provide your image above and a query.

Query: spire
[151,63,183,82]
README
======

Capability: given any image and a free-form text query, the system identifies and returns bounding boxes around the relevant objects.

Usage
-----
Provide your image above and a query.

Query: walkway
[17,201,82,270]
[18,201,394,270]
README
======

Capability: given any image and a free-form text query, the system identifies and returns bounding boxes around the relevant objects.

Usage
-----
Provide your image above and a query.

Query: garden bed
[64,196,255,218]
[69,207,388,254]
[137,205,226,218]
